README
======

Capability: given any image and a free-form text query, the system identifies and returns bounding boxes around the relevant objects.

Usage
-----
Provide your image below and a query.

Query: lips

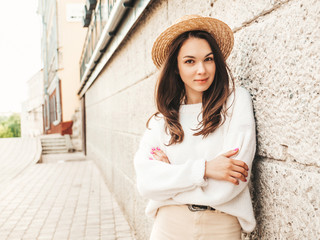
[194,78,208,83]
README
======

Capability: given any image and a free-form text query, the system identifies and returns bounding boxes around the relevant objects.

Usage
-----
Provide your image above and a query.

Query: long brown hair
[148,30,234,145]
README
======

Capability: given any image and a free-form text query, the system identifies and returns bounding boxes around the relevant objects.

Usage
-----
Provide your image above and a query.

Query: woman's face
[177,37,216,104]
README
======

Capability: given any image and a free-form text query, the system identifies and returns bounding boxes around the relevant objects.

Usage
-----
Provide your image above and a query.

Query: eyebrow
[182,52,213,59]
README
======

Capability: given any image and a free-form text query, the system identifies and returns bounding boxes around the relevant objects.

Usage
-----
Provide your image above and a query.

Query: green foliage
[0,113,21,138]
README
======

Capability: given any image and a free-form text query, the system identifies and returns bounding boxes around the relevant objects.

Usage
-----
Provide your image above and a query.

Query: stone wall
[84,0,320,239]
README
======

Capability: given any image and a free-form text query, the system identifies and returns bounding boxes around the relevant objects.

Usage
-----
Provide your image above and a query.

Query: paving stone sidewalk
[0,159,136,240]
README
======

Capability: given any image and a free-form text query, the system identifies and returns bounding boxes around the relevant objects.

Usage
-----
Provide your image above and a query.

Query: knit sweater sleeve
[134,117,207,201]
[205,87,256,205]
[173,87,256,205]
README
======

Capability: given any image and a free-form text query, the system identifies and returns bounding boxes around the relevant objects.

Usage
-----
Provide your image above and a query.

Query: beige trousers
[150,205,241,240]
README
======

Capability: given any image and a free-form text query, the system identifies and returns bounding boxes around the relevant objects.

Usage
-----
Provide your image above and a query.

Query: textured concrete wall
[85,0,320,239]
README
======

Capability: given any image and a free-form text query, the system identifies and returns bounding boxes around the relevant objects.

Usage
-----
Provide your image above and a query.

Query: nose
[197,61,206,74]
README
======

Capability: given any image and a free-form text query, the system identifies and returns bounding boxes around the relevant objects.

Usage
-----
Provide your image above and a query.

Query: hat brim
[151,17,234,69]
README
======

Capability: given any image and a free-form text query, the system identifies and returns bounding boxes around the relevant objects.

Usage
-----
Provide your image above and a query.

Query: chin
[195,86,211,93]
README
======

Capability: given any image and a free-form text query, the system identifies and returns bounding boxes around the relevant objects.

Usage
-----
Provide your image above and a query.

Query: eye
[184,59,194,64]
[204,56,214,62]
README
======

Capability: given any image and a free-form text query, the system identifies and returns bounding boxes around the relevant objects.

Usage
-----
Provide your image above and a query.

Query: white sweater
[134,87,256,233]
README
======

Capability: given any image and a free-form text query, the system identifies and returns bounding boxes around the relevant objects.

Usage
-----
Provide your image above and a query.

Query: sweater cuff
[191,158,207,187]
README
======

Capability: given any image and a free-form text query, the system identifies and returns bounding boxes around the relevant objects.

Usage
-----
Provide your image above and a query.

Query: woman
[134,15,256,240]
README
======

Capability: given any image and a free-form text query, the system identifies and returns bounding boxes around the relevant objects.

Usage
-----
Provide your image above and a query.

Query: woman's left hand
[150,147,171,164]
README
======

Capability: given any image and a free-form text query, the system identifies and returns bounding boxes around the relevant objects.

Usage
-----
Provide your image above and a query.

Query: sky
[0,0,42,114]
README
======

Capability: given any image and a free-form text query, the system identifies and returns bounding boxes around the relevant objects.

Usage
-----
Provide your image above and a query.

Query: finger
[231,159,249,171]
[152,151,164,161]
[222,148,239,158]
[153,150,162,159]
[230,170,247,182]
[151,148,161,160]
[151,147,161,157]
[153,154,167,163]
[154,147,164,155]
[157,152,170,163]
[151,147,160,154]
[154,148,171,163]
[150,147,156,155]
[226,176,239,185]
[156,156,170,164]
[152,150,170,164]
[157,150,167,158]
[162,158,170,164]
[232,165,248,177]
[152,153,161,161]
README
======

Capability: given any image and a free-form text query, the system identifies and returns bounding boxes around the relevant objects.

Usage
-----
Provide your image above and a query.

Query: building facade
[21,70,44,137]
[38,0,86,150]
[78,0,320,239]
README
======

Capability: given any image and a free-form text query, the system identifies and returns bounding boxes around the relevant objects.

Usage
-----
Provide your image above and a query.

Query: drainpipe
[42,10,51,131]
[45,94,50,131]
[55,77,62,125]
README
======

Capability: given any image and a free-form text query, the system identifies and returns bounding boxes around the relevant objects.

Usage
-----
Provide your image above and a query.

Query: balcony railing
[77,0,152,97]
[79,0,116,81]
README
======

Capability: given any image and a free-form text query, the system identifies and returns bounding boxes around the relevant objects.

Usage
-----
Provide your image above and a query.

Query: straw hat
[151,15,234,69]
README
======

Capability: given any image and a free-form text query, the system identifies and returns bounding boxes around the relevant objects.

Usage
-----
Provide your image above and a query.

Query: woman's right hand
[150,147,171,164]
[204,148,249,185]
